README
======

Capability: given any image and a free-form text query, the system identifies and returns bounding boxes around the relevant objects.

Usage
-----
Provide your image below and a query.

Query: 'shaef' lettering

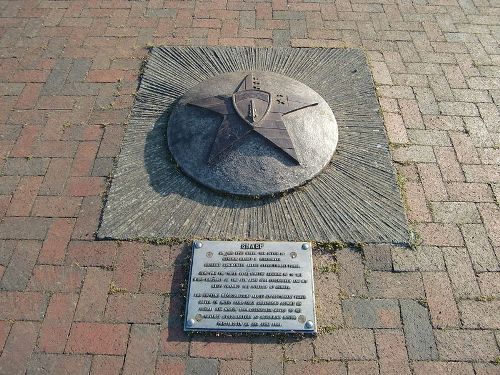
[240,243,264,249]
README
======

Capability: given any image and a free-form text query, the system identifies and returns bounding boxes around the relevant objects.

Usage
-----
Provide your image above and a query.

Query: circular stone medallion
[167,71,338,197]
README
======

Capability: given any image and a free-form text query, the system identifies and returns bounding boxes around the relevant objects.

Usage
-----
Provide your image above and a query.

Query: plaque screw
[301,243,310,250]
[194,241,203,249]
[187,319,196,327]
[305,320,314,329]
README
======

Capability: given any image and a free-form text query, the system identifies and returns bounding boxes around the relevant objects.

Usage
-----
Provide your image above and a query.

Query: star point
[188,73,318,165]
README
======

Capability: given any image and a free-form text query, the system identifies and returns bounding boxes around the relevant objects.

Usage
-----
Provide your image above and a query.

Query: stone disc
[167,70,338,197]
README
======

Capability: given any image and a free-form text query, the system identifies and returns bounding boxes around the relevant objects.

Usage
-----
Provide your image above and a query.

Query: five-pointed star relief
[188,73,318,164]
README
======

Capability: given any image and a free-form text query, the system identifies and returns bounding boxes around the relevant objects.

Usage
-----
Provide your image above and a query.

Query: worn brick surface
[1,0,499,373]
[347,361,379,375]
[474,363,500,375]
[252,340,283,375]
[27,353,92,375]
[74,267,112,322]
[66,241,117,267]
[160,326,189,357]
[38,218,75,264]
[337,248,368,297]
[0,240,41,290]
[37,293,79,353]
[112,242,143,293]
[156,356,185,375]
[90,355,124,375]
[314,272,343,327]
[442,246,481,299]
[314,329,376,360]
[104,293,163,323]
[412,361,474,375]
[392,246,445,272]
[477,272,500,297]
[435,330,500,362]
[342,298,401,328]
[400,300,438,360]
[284,361,346,375]
[190,336,251,360]
[422,272,460,328]
[0,291,48,320]
[220,360,251,375]
[66,323,129,355]
[283,339,314,361]
[458,300,500,329]
[375,330,411,375]
[0,321,39,375]
[461,223,499,272]
[366,271,424,299]
[28,265,84,292]
[122,324,159,375]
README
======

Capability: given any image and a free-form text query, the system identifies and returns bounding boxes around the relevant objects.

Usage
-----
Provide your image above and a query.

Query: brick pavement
[0,0,499,374]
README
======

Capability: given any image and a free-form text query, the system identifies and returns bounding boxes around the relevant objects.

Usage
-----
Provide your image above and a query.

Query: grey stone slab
[98,47,409,243]
[42,58,72,95]
[0,240,16,266]
[392,246,445,272]
[1,124,22,141]
[0,241,41,291]
[59,83,100,96]
[185,358,218,375]
[240,10,255,29]
[1,158,49,176]
[400,299,438,360]
[342,298,400,328]
[273,30,291,47]
[290,20,307,39]
[0,83,24,95]
[145,8,176,17]
[0,218,51,240]
[363,244,393,271]
[273,11,306,20]
[461,224,500,272]
[67,59,91,83]
[0,176,20,194]
[92,158,114,177]
[27,354,91,375]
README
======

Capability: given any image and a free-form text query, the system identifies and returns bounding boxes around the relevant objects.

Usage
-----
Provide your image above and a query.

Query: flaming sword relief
[188,73,318,165]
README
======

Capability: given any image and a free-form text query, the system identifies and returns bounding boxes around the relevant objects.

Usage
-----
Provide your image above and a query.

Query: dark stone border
[98,47,409,244]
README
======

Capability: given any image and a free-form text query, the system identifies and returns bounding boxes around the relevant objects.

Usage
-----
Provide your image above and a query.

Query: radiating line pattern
[98,47,409,244]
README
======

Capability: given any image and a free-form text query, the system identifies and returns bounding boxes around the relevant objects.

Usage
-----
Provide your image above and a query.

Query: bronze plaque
[184,240,316,334]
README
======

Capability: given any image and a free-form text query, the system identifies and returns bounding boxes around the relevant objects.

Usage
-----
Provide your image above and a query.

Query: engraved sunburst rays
[188,73,318,164]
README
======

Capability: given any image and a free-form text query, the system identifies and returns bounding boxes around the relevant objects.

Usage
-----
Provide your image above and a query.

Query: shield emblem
[232,90,271,127]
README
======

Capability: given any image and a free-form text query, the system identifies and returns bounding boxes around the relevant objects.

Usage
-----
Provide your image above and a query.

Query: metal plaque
[184,240,317,334]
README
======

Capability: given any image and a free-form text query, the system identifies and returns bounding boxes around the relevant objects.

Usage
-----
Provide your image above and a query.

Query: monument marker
[99,46,409,335]
[184,241,316,333]
[167,70,338,197]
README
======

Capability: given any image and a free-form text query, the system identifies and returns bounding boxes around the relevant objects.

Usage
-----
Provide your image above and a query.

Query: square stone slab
[98,47,409,244]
